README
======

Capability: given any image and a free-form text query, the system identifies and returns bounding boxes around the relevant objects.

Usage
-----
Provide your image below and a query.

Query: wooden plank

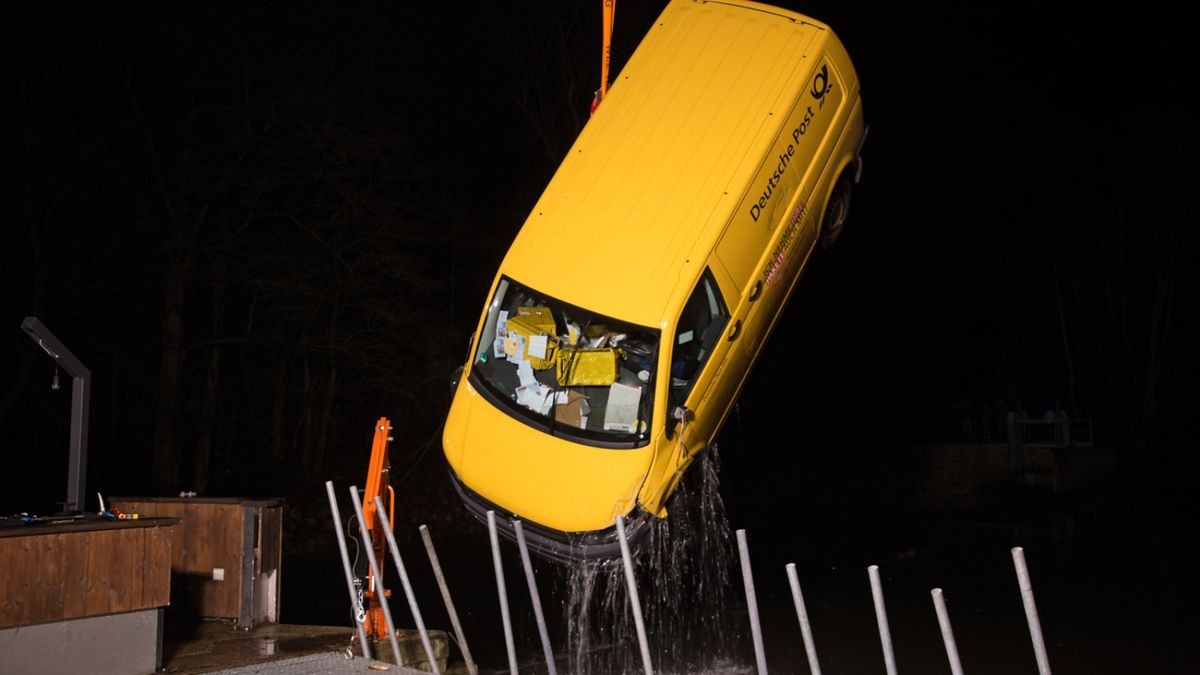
[0,536,35,626]
[161,502,189,572]
[224,504,243,618]
[17,537,37,626]
[60,531,89,619]
[185,502,211,615]
[0,539,15,624]
[33,535,67,625]
[201,503,241,618]
[83,530,111,616]
[14,536,37,626]
[142,524,175,608]
[129,528,145,609]
[139,499,241,619]
[108,529,140,612]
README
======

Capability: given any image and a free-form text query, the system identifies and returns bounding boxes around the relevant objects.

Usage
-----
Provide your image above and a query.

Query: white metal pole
[931,588,964,675]
[348,485,403,665]
[868,564,898,675]
[373,496,441,674]
[324,481,372,660]
[737,529,768,675]
[617,515,654,675]
[487,511,519,675]
[513,520,558,675]
[420,524,478,675]
[785,563,821,675]
[1011,547,1052,675]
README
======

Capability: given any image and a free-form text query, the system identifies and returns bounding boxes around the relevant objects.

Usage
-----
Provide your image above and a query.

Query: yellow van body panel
[444,380,653,532]
[505,0,849,329]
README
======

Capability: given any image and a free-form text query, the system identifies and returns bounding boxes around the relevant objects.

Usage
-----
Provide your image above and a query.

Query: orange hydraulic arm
[361,416,396,641]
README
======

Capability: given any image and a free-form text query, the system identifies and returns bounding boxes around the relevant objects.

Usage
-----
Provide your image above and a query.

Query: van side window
[669,269,730,410]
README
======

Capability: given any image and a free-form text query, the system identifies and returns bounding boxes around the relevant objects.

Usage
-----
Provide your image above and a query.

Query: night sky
[3,0,1198,668]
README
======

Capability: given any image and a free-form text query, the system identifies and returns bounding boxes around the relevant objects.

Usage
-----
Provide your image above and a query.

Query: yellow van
[443,0,867,562]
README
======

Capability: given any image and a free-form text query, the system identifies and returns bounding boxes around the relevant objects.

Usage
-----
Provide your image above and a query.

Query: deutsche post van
[443,0,867,562]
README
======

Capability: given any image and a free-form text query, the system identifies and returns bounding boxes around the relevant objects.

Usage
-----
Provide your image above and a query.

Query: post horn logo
[811,65,831,100]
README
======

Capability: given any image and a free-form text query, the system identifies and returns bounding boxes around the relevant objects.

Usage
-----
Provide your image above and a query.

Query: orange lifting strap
[592,0,617,114]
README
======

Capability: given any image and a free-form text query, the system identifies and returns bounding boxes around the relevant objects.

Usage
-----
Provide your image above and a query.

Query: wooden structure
[110,496,284,629]
[0,517,179,675]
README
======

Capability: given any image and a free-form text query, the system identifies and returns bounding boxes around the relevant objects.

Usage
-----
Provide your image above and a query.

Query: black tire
[819,175,852,250]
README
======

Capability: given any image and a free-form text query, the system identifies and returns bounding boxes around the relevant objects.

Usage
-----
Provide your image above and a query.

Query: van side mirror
[666,404,694,438]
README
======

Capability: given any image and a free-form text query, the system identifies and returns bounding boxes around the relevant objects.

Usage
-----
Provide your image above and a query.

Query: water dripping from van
[556,447,750,674]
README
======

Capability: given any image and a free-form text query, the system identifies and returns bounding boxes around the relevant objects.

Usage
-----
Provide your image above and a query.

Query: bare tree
[1047,127,1186,481]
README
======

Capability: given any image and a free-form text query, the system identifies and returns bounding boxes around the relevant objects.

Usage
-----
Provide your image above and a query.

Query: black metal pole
[21,316,91,514]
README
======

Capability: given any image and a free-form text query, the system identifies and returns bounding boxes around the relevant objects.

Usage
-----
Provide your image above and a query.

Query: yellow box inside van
[443,0,867,562]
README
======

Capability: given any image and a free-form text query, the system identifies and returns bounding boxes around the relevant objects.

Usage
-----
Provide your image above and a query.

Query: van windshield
[469,276,659,447]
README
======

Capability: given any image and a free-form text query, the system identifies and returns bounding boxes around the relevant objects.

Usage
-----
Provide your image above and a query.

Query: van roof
[501,0,832,328]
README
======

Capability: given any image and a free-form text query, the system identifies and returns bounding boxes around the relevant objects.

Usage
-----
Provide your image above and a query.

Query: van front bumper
[448,468,655,565]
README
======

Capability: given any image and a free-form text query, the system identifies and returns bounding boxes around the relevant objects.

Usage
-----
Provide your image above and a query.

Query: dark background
[3,1,1196,672]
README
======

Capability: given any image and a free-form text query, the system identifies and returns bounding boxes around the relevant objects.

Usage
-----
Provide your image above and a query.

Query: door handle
[748,280,762,302]
[727,319,742,341]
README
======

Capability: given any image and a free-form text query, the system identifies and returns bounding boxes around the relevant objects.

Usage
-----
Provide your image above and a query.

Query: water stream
[550,446,752,674]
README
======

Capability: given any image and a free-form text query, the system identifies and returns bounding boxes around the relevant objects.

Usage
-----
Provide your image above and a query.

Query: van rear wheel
[819,176,851,250]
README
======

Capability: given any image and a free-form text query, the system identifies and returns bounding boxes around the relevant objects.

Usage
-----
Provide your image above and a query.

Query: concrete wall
[0,608,162,675]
